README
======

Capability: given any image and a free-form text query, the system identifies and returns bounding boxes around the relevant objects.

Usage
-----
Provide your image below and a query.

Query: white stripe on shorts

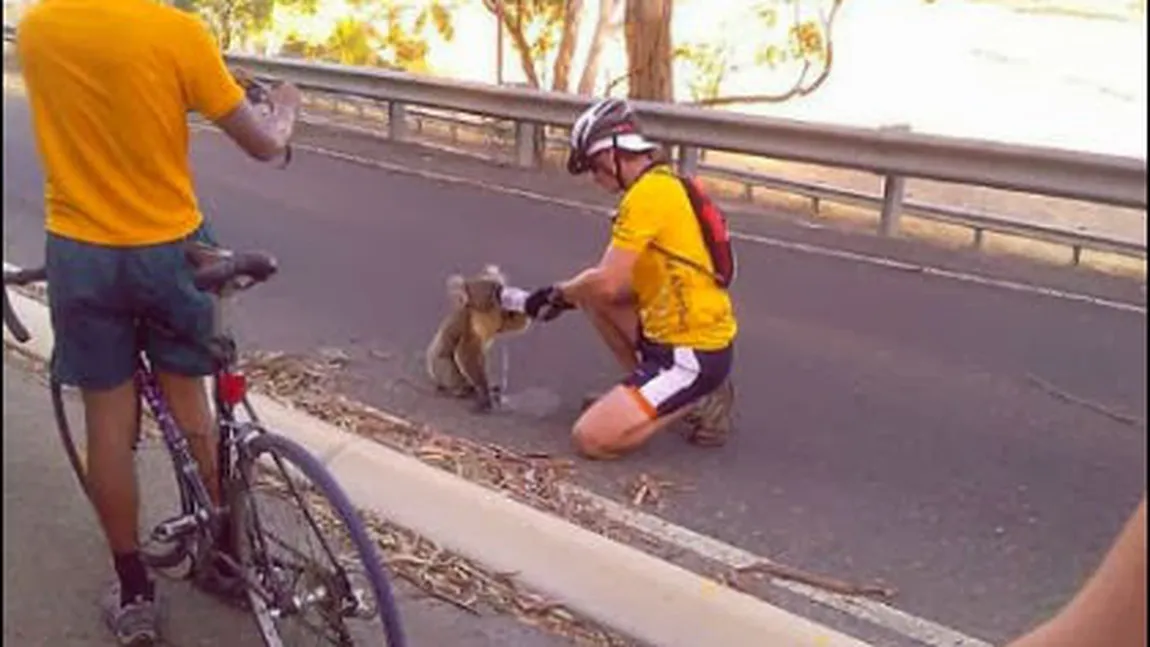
[637,346,702,410]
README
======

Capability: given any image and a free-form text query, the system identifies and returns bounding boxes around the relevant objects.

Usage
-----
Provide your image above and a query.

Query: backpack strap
[642,167,737,289]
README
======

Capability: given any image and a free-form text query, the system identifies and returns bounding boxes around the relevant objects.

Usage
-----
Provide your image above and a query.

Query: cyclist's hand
[231,66,255,88]
[525,285,575,322]
[267,82,302,113]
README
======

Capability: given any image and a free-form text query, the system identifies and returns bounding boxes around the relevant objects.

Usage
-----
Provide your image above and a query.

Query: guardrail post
[678,145,701,176]
[878,124,911,237]
[879,175,906,237]
[388,102,408,142]
[514,120,540,168]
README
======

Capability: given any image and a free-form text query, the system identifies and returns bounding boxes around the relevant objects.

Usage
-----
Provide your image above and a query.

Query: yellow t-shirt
[610,164,738,351]
[16,0,246,247]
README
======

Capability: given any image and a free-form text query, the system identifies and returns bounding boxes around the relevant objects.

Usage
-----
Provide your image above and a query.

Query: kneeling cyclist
[525,97,738,460]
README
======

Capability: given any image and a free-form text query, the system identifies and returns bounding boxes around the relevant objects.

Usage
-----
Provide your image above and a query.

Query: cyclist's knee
[571,386,653,459]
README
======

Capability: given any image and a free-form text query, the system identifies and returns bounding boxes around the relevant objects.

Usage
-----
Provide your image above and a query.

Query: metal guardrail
[4,23,1147,263]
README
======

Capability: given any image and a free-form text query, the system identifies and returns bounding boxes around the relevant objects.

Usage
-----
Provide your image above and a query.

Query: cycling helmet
[566,97,658,175]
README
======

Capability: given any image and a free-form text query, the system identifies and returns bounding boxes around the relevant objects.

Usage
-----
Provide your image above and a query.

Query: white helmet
[566,97,658,175]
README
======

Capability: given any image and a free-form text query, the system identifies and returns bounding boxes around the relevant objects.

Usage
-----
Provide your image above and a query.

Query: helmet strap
[611,134,626,192]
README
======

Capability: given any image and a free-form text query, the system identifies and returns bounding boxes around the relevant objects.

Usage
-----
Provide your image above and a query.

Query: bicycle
[2,243,407,647]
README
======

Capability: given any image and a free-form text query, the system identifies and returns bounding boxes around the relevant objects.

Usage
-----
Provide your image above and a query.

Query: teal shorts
[45,222,219,391]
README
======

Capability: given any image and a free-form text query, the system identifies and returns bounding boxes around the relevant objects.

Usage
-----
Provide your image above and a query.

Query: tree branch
[482,0,542,87]
[683,0,842,107]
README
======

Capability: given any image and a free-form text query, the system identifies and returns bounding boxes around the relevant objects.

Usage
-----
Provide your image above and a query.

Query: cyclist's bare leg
[83,379,144,553]
[155,371,220,506]
[580,295,640,373]
[572,386,691,459]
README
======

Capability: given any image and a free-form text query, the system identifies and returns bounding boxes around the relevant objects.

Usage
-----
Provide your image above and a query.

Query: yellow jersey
[16,0,246,247]
[610,164,738,350]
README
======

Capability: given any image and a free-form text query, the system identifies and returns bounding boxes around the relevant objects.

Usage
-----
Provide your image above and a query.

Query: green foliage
[278,0,461,73]
[169,0,317,50]
[673,41,731,102]
[481,0,569,86]
[751,0,831,69]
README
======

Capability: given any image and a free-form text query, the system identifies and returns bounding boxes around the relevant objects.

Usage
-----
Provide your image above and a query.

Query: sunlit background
[3,0,1146,158]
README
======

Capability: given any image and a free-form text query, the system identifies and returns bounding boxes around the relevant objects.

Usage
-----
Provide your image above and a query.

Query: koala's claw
[472,396,495,413]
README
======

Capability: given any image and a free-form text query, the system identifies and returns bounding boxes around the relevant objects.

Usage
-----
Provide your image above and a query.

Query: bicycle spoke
[234,437,403,647]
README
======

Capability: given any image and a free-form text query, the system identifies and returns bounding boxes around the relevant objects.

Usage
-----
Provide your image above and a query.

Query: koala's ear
[481,264,506,284]
[446,274,468,306]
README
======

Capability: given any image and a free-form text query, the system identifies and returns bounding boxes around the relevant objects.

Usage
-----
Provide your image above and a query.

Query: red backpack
[642,167,737,289]
[678,174,737,289]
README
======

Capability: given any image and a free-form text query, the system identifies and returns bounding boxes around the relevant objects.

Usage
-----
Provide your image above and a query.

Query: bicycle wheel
[231,430,407,647]
[51,373,199,574]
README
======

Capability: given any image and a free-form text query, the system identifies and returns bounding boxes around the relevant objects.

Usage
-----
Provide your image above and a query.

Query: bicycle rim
[233,432,407,647]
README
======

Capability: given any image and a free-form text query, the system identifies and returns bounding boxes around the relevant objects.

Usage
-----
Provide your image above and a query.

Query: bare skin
[83,373,220,553]
[1004,496,1146,647]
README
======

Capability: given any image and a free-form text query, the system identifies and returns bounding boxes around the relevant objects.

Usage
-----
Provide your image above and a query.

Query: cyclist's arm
[179,16,297,162]
[558,246,638,305]
[214,99,297,163]
[1005,496,1146,647]
[558,196,658,304]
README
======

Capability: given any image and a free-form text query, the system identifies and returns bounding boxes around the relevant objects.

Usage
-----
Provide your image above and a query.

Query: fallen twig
[1025,373,1143,428]
[736,561,896,600]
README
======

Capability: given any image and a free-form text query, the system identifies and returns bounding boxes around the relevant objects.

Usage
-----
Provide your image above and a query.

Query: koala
[425,264,531,412]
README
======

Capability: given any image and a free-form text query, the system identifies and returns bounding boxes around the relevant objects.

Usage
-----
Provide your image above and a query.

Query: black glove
[525,285,575,322]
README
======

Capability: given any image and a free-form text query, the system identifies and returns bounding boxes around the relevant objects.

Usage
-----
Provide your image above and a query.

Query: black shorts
[621,331,733,420]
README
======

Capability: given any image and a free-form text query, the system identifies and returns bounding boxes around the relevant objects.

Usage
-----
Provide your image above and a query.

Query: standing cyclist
[16,1,300,644]
[524,97,738,460]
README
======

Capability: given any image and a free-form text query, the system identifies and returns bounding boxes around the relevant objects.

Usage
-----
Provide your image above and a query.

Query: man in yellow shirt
[524,97,738,460]
[17,1,300,644]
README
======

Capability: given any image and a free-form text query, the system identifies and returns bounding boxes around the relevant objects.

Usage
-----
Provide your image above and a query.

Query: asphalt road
[3,93,1147,646]
[1,356,574,647]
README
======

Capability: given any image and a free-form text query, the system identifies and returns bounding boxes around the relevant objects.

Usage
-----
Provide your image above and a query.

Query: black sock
[113,551,154,605]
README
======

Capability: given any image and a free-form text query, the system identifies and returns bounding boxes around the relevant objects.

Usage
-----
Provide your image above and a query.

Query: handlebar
[3,266,46,344]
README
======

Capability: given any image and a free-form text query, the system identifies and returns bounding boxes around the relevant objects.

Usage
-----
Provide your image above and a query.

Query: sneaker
[683,378,735,447]
[101,581,160,647]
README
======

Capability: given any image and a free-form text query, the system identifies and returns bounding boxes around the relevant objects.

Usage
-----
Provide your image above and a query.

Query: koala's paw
[471,392,496,413]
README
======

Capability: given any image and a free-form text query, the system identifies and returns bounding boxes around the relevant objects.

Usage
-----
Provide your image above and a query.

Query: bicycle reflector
[218,371,248,407]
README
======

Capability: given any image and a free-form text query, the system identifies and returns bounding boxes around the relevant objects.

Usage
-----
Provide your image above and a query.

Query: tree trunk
[576,0,622,95]
[624,0,673,101]
[550,0,584,92]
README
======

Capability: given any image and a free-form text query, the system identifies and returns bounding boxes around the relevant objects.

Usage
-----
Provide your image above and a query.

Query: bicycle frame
[8,263,396,634]
[131,331,250,552]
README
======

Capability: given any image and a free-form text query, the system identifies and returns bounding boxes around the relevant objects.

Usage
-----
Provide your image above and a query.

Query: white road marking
[563,485,993,647]
[190,122,1147,318]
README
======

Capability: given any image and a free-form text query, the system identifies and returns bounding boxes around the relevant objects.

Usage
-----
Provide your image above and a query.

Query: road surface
[3,92,1146,647]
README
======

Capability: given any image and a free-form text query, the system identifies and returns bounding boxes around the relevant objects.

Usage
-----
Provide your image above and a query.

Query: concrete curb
[2,288,873,647]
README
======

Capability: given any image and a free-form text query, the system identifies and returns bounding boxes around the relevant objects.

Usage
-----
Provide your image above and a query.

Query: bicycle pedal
[152,513,201,542]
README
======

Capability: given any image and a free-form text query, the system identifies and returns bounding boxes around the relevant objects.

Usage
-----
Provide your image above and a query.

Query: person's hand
[267,81,302,113]
[525,285,575,322]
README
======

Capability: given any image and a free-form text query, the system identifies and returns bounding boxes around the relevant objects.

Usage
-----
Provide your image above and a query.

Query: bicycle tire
[52,377,91,499]
[233,431,407,647]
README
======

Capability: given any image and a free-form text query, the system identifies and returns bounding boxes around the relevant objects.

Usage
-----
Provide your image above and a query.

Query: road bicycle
[2,243,408,647]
